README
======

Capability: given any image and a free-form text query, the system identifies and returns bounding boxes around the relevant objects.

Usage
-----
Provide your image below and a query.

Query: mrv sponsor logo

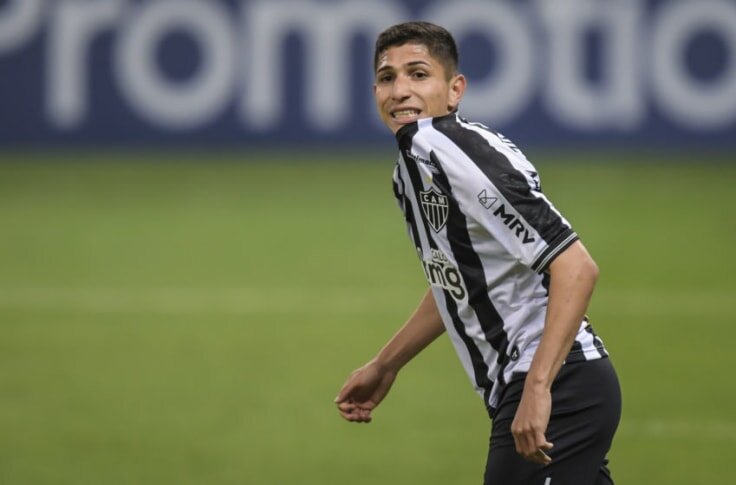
[477,189,537,244]
[493,204,536,245]
[421,249,467,301]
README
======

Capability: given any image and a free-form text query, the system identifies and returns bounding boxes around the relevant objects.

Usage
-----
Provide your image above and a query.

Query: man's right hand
[335,289,445,423]
[334,360,397,423]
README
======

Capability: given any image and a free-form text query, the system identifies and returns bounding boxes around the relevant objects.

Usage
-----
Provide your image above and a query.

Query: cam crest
[420,188,449,232]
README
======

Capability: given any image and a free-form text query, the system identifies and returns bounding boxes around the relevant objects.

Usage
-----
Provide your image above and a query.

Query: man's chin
[389,119,418,133]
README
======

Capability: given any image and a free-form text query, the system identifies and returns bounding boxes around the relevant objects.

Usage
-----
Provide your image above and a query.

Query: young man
[335,21,621,484]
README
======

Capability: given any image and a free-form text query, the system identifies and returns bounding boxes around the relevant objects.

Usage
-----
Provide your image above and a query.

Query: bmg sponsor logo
[421,249,467,301]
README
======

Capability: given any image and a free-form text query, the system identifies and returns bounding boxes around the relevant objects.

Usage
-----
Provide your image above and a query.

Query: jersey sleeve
[392,162,420,247]
[415,124,578,273]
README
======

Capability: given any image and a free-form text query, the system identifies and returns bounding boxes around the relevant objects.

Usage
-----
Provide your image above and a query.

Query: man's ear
[448,74,467,111]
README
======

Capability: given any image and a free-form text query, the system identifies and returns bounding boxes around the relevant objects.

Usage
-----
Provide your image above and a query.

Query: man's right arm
[334,288,445,423]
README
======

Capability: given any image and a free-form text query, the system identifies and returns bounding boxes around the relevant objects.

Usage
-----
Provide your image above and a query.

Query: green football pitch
[1,151,734,484]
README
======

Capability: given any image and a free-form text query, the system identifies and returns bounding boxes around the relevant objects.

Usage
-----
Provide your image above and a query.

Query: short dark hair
[374,21,458,80]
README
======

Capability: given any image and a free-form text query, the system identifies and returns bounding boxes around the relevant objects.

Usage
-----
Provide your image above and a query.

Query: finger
[337,399,376,411]
[532,448,552,465]
[339,408,368,422]
[337,401,356,412]
[338,403,374,423]
[539,440,554,452]
[357,408,372,422]
[529,434,553,465]
[337,401,360,420]
[511,427,526,456]
[533,430,550,449]
[516,430,536,458]
[524,436,539,460]
[514,430,542,462]
[360,400,376,411]
[338,409,359,421]
[533,431,553,459]
[341,412,368,423]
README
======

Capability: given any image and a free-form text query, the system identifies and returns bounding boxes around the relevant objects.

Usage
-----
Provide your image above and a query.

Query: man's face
[374,43,466,134]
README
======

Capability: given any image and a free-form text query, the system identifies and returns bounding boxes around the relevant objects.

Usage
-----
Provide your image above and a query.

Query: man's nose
[391,75,411,100]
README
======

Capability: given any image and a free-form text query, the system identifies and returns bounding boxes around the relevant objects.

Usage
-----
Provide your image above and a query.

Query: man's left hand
[510,384,554,465]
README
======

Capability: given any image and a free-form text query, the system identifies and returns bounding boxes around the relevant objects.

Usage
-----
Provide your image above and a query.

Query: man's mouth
[391,109,421,122]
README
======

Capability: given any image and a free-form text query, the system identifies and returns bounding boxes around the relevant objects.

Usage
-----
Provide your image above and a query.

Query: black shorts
[484,358,621,485]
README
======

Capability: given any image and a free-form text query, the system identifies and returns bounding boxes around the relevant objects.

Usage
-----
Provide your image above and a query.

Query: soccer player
[335,21,621,484]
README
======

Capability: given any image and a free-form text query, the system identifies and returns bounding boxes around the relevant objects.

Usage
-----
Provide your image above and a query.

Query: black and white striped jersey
[392,112,608,413]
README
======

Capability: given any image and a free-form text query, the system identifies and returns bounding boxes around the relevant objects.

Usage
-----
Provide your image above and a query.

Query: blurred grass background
[0,152,735,484]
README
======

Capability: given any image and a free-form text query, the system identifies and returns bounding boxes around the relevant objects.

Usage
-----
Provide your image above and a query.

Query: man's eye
[412,71,428,79]
[378,74,393,83]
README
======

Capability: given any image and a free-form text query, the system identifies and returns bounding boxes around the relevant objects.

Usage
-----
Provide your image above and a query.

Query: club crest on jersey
[420,188,449,232]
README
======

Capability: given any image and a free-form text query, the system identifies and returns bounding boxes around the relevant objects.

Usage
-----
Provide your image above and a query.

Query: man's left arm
[510,240,600,465]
